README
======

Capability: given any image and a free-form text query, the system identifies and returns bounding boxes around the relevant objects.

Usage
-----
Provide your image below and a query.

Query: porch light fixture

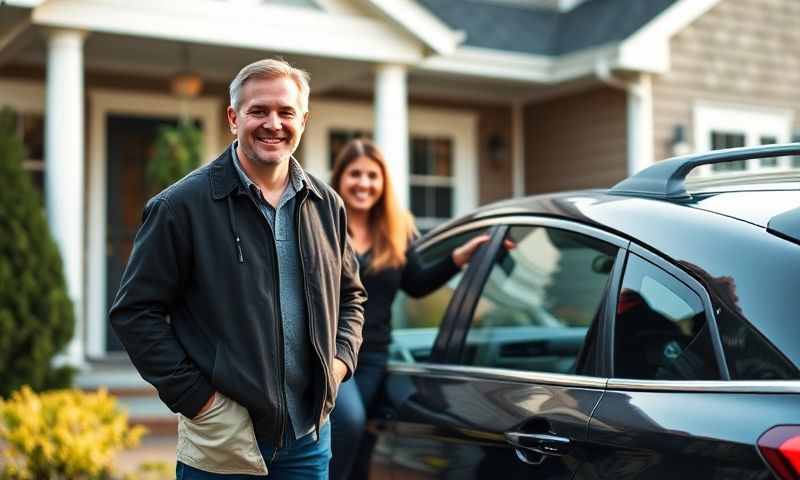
[171,71,204,98]
[170,45,203,98]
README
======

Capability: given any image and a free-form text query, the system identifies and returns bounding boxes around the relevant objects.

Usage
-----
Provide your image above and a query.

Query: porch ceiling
[6,29,378,95]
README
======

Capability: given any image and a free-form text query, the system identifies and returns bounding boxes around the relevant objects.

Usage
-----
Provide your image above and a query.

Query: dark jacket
[358,246,459,353]
[109,147,366,444]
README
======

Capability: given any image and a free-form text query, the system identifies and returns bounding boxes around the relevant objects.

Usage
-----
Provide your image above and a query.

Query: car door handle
[504,431,571,457]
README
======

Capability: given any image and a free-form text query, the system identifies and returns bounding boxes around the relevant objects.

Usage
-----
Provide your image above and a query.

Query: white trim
[86,89,221,357]
[626,74,654,175]
[692,101,794,176]
[512,102,525,197]
[356,0,463,55]
[418,44,662,85]
[302,100,478,218]
[32,0,425,64]
[3,0,42,6]
[617,0,722,74]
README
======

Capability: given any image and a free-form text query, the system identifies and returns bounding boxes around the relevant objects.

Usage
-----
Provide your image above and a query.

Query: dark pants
[176,422,331,480]
[330,351,388,480]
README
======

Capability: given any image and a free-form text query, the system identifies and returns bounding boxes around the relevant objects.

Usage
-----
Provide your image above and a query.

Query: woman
[329,139,490,480]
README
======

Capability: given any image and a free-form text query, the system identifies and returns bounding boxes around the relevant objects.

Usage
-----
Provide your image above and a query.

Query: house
[1,0,798,421]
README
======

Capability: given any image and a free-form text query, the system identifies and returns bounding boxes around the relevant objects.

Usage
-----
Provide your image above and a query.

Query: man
[110,58,366,479]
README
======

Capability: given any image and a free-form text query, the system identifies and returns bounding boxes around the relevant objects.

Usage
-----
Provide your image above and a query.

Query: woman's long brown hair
[330,138,416,272]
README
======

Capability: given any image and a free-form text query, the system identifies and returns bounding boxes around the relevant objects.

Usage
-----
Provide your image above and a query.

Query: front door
[105,115,179,351]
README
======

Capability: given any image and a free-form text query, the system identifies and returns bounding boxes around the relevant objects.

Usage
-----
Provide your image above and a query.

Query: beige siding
[652,0,800,161]
[525,86,627,194]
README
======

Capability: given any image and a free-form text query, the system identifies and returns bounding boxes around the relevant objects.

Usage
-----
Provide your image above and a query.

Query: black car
[367,144,800,480]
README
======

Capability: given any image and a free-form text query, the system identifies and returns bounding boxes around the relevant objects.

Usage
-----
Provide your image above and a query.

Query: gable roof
[418,0,679,56]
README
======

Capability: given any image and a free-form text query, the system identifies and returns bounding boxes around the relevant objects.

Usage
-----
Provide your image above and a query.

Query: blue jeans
[176,422,331,480]
[330,351,388,480]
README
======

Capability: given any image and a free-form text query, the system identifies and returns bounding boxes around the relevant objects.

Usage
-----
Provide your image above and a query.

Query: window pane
[711,131,746,172]
[411,138,431,175]
[717,305,798,380]
[328,129,371,169]
[390,228,489,363]
[760,136,778,168]
[461,226,617,374]
[432,139,452,176]
[433,186,452,218]
[615,255,719,380]
[410,185,430,218]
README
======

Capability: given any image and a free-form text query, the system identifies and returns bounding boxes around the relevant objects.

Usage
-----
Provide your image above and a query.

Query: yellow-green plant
[0,386,146,480]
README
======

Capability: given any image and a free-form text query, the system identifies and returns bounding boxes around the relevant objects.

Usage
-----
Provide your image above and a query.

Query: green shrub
[0,107,74,397]
[0,386,146,480]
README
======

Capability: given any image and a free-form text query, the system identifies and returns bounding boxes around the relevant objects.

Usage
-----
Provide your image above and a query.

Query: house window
[759,136,778,168]
[328,128,371,169]
[710,131,745,172]
[410,136,454,232]
[326,130,457,232]
[694,103,793,176]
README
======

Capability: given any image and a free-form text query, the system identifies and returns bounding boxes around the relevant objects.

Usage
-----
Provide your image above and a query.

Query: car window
[716,307,799,380]
[614,254,720,380]
[458,226,617,374]
[389,228,489,363]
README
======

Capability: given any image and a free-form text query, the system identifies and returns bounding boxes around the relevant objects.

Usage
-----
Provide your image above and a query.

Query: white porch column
[374,64,409,209]
[626,73,654,175]
[45,28,86,366]
[512,102,526,197]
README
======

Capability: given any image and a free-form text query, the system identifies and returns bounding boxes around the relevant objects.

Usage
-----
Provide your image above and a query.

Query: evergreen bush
[0,106,75,397]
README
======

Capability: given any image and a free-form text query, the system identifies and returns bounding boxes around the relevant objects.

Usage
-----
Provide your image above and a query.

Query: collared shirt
[231,143,315,440]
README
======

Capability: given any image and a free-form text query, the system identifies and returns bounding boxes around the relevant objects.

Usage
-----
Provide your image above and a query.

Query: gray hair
[229,58,311,113]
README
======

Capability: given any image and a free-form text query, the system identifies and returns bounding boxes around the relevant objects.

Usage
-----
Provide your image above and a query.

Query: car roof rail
[609,143,800,200]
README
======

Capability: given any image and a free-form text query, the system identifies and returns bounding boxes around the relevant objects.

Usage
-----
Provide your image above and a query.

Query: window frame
[610,243,731,381]
[693,101,794,176]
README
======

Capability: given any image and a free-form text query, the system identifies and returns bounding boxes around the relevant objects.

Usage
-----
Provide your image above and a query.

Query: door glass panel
[390,228,489,363]
[460,226,617,374]
[615,254,720,380]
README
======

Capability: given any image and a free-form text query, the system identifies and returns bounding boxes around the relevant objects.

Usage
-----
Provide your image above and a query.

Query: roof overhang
[353,0,464,56]
[30,0,427,64]
[418,0,723,86]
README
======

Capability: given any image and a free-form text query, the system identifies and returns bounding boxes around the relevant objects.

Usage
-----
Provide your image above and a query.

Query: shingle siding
[525,86,627,194]
[652,0,800,162]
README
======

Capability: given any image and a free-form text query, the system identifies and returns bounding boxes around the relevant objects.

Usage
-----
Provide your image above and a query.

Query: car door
[375,217,628,480]
[578,245,800,480]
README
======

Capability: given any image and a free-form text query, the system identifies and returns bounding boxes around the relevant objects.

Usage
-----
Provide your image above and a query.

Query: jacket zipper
[244,191,288,448]
[295,193,328,436]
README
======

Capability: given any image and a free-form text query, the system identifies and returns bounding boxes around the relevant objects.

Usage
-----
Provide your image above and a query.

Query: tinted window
[615,254,719,380]
[390,228,488,363]
[459,226,617,374]
[717,307,798,380]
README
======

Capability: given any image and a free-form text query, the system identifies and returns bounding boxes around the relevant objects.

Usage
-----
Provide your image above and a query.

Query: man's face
[227,76,308,168]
